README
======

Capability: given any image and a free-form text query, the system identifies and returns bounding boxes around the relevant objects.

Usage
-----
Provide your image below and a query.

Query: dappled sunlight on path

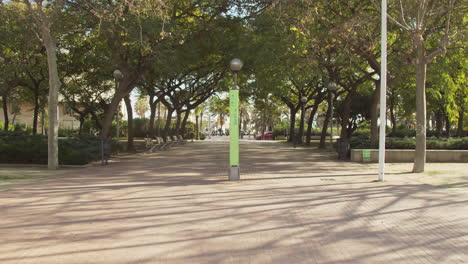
[0,141,466,264]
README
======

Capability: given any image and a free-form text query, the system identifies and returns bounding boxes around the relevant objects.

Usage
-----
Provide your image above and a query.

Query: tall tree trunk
[306,102,320,146]
[288,107,297,142]
[199,112,203,135]
[148,95,156,137]
[298,106,306,144]
[457,108,464,137]
[78,115,84,136]
[195,115,199,140]
[435,110,443,137]
[174,110,182,135]
[124,95,135,152]
[444,114,450,137]
[340,93,353,139]
[32,91,40,135]
[413,37,427,173]
[2,94,9,131]
[164,108,174,138]
[370,80,380,143]
[41,25,60,170]
[389,95,396,136]
[181,110,190,136]
[319,94,332,149]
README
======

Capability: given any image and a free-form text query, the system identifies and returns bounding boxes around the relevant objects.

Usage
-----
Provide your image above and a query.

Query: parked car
[256,132,273,140]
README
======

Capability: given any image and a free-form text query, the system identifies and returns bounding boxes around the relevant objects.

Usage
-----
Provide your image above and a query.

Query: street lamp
[328,82,337,149]
[229,58,243,181]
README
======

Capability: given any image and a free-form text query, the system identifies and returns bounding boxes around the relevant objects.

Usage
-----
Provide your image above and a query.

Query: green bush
[59,128,79,137]
[350,136,468,150]
[199,133,206,140]
[0,132,119,165]
[133,118,149,138]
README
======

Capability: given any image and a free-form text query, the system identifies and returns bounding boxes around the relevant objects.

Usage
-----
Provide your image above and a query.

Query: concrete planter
[351,149,468,163]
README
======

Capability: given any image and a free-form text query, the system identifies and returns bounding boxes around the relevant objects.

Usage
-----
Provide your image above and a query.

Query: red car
[256,132,273,140]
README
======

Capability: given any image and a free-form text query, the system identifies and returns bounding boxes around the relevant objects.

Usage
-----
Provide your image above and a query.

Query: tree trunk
[306,102,320,146]
[148,96,157,137]
[389,95,396,136]
[298,106,306,144]
[444,114,450,137]
[174,110,182,135]
[164,108,174,138]
[288,107,297,142]
[435,110,443,137]
[199,112,203,135]
[78,115,84,136]
[413,37,427,173]
[370,80,380,143]
[2,94,9,131]
[195,115,199,140]
[41,25,60,170]
[181,110,190,136]
[457,108,464,137]
[319,94,332,149]
[101,76,139,138]
[124,95,135,152]
[340,93,353,139]
[32,91,40,135]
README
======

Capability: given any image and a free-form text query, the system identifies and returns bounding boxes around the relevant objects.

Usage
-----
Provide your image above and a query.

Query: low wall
[351,149,468,163]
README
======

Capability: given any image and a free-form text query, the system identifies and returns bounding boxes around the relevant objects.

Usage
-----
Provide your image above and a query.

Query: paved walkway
[0,142,467,264]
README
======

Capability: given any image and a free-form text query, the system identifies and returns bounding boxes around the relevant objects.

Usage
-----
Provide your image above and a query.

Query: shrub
[199,133,206,140]
[59,128,79,137]
[0,132,119,165]
[350,135,468,150]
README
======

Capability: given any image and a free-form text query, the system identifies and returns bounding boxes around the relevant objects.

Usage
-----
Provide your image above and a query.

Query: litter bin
[336,138,350,160]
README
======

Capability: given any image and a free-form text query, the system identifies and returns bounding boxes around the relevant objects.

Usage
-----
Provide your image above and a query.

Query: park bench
[177,135,187,144]
[158,137,171,150]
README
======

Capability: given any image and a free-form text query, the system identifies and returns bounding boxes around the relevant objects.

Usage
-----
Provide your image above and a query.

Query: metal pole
[378,0,387,181]
[229,73,240,180]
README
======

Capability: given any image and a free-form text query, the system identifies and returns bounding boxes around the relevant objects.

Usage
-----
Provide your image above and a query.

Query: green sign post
[229,89,239,167]
[229,58,243,181]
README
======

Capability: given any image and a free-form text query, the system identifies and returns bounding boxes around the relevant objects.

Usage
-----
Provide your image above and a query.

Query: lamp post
[378,0,388,181]
[229,58,243,181]
[328,82,337,148]
[299,96,307,145]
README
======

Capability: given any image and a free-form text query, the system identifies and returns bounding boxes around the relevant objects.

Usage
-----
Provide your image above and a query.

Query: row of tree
[0,0,466,172]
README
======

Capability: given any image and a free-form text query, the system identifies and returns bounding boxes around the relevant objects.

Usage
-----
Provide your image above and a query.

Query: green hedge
[350,136,468,150]
[0,132,120,165]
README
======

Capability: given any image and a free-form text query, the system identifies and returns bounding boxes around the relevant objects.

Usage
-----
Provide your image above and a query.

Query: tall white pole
[378,0,387,181]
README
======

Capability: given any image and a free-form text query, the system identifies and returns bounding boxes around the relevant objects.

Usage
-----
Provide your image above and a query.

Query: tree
[21,0,66,169]
[135,96,149,118]
[386,0,464,172]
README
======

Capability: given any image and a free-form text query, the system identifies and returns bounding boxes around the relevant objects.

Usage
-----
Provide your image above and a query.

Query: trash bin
[336,138,350,160]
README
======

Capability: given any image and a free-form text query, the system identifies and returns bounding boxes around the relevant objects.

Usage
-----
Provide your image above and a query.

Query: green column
[229,89,239,166]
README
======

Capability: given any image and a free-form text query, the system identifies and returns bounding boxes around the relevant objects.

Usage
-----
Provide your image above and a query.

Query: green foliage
[199,133,206,140]
[0,132,119,165]
[133,118,149,138]
[58,128,79,137]
[351,136,468,150]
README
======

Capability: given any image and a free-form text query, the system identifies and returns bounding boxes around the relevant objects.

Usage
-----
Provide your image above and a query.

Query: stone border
[351,149,468,163]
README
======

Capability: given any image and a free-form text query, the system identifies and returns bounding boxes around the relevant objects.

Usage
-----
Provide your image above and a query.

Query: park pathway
[0,141,467,264]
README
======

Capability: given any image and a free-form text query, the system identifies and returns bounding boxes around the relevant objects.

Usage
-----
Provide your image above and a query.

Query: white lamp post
[379,0,387,181]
